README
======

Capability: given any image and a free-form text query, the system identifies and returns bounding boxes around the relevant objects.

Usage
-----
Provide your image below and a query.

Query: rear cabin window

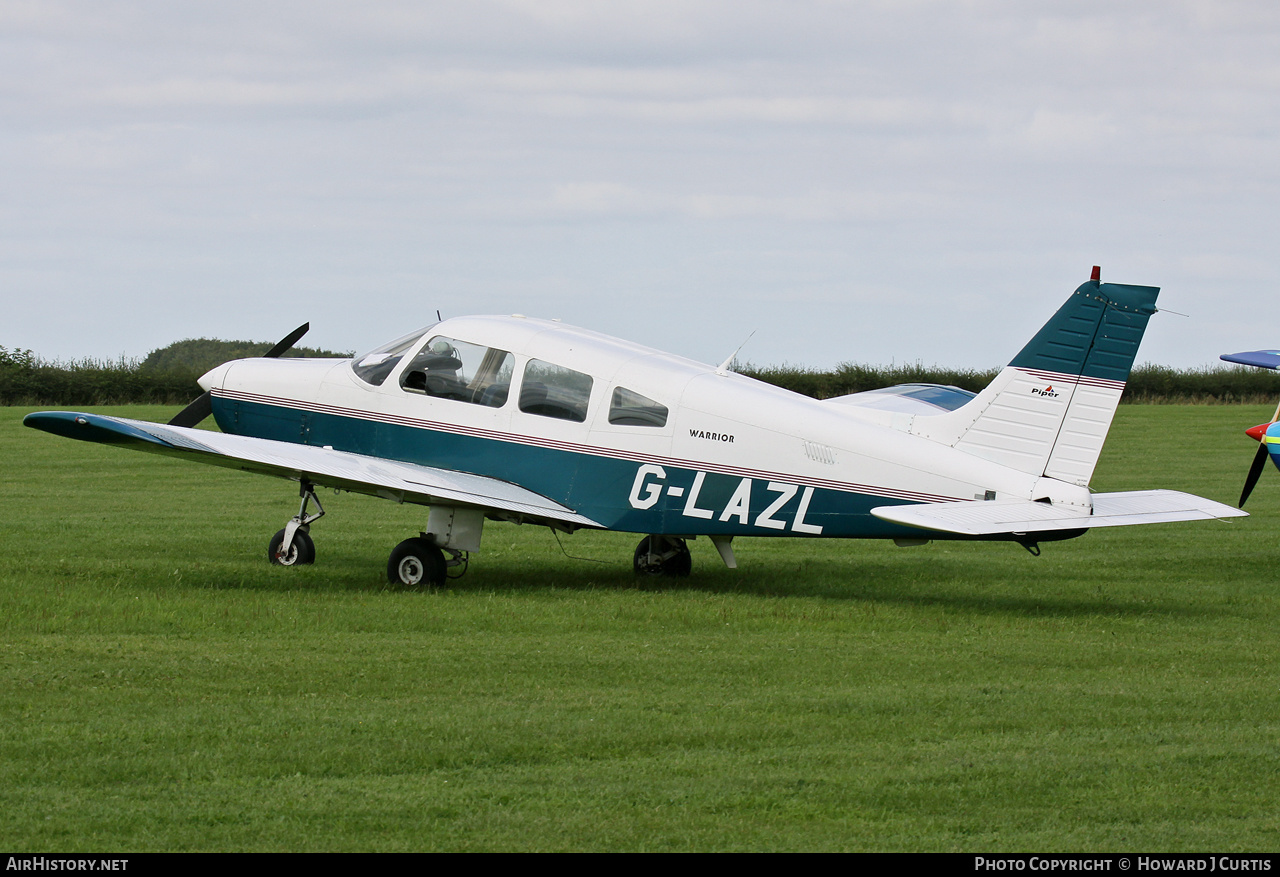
[608,387,669,427]
[399,337,513,408]
[519,359,593,423]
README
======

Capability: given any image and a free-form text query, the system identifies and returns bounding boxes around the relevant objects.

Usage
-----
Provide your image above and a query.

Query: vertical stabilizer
[912,272,1158,486]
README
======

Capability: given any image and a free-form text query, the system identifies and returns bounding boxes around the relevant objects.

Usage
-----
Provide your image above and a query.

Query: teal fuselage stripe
[212,396,924,539]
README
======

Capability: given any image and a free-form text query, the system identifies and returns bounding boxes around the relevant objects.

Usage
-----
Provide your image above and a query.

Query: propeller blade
[168,322,310,428]
[263,322,310,359]
[1240,442,1270,508]
[1239,394,1280,508]
[168,391,213,428]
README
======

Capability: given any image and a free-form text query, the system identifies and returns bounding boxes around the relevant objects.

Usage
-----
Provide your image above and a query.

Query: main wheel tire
[388,537,447,586]
[633,536,692,577]
[268,528,316,566]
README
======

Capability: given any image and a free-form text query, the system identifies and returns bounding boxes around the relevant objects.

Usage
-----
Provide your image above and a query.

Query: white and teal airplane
[26,267,1245,585]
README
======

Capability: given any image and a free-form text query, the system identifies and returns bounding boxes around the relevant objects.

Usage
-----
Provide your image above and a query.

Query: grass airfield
[2,404,1277,852]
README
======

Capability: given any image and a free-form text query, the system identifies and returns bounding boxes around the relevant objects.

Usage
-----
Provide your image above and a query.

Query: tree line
[1,338,352,407]
[3,342,1279,407]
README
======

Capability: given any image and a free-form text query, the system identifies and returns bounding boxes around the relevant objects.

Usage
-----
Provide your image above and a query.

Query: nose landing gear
[268,527,315,566]
[269,480,324,566]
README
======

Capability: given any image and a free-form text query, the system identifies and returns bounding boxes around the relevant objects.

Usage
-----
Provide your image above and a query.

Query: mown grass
[1,405,1278,851]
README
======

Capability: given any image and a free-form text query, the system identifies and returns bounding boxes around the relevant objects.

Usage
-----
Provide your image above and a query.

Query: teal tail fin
[1009,273,1159,382]
[914,268,1159,486]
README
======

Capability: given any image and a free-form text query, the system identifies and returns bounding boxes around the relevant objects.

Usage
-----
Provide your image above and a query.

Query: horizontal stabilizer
[871,490,1246,536]
[23,411,601,530]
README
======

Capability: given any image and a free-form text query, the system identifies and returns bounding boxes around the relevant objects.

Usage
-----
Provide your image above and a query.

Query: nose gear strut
[269,479,325,566]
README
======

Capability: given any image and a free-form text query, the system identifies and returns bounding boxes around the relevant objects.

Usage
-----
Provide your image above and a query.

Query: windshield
[351,326,434,386]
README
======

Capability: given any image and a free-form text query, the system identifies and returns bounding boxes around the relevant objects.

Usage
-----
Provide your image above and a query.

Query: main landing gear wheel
[388,537,447,587]
[268,528,315,566]
[633,536,692,577]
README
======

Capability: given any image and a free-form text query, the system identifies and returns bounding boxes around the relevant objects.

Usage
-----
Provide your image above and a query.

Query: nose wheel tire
[388,538,447,586]
[633,536,692,577]
[268,528,316,566]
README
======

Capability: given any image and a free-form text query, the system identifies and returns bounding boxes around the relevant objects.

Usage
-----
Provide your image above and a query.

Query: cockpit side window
[352,327,431,386]
[608,387,669,427]
[399,336,513,408]
[519,359,593,423]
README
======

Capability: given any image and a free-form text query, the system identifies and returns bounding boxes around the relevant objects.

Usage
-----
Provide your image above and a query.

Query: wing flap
[24,411,601,529]
[872,489,1246,536]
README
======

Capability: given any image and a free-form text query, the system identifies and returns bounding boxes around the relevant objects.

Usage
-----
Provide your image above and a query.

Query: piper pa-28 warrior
[25,266,1245,585]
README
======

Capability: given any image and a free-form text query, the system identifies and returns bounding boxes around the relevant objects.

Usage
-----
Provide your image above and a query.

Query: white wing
[24,411,601,529]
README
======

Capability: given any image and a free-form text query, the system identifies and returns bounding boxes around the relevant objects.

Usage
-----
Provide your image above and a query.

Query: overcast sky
[4,1,1279,371]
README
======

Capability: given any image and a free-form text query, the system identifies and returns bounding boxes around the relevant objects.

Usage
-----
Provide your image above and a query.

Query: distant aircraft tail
[912,268,1159,487]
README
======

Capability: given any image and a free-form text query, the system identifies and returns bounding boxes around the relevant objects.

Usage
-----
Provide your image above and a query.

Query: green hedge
[1,347,202,406]
[737,362,1280,405]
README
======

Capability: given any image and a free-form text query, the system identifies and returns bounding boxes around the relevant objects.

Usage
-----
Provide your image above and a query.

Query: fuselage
[201,315,1071,540]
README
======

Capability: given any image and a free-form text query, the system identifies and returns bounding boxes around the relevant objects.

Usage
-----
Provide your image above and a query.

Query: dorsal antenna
[717,331,756,375]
